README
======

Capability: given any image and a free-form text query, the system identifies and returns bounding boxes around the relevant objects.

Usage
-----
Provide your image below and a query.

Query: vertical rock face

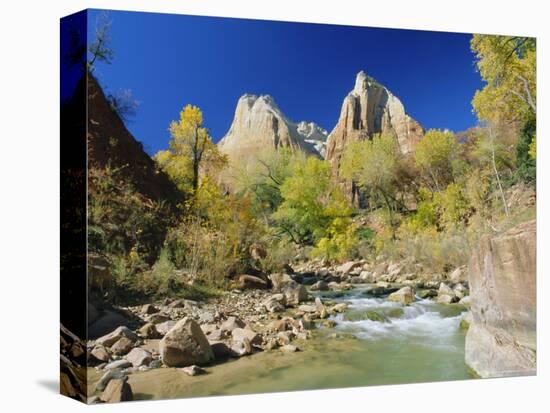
[325,71,423,170]
[218,94,327,164]
[465,220,536,378]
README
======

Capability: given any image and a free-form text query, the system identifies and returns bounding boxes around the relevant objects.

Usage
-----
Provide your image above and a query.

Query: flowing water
[88,285,474,400]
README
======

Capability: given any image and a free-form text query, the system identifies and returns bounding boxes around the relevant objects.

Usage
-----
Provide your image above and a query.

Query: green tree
[272,157,356,260]
[235,147,300,218]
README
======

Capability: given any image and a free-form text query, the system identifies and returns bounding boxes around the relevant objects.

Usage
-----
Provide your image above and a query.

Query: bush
[258,239,297,273]
[165,217,241,287]
[389,226,470,273]
[88,166,173,264]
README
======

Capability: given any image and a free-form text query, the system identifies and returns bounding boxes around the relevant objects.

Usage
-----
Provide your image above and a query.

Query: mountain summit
[218,94,327,164]
[326,71,424,168]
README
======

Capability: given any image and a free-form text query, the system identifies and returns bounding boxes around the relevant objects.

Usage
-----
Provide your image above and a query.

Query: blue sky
[87,9,483,155]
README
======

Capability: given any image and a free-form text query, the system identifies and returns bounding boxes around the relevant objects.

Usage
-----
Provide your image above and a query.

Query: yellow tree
[471,35,536,123]
[155,105,226,195]
[415,129,458,191]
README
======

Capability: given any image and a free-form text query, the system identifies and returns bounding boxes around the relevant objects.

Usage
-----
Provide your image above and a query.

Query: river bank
[84,263,474,402]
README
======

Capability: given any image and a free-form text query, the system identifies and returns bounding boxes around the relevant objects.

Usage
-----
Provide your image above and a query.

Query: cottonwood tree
[341,134,402,228]
[156,105,226,196]
[272,156,355,257]
[471,125,513,217]
[471,35,536,124]
[414,129,458,192]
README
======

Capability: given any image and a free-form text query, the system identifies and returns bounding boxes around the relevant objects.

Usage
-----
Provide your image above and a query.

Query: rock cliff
[465,220,536,377]
[218,94,327,164]
[87,74,178,204]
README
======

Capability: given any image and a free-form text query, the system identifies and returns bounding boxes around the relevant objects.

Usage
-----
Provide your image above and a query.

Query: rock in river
[387,286,415,305]
[125,348,152,368]
[283,282,308,305]
[100,377,133,403]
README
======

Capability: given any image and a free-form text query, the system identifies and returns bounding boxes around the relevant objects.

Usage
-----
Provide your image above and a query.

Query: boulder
[110,337,134,355]
[331,303,348,313]
[387,286,415,305]
[270,273,295,292]
[104,359,132,370]
[238,274,268,290]
[231,337,253,356]
[155,320,177,336]
[283,283,308,305]
[310,280,329,291]
[220,316,246,333]
[465,220,536,378]
[100,378,133,403]
[125,348,152,368]
[159,318,215,367]
[95,369,128,392]
[336,261,361,274]
[90,345,110,363]
[437,282,458,304]
[359,271,376,283]
[138,322,160,339]
[95,326,138,348]
[436,294,456,305]
[231,327,262,346]
[262,294,286,313]
[266,319,290,333]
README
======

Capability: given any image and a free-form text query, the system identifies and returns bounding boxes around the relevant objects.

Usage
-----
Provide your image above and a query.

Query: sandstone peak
[218,93,327,166]
[326,71,423,162]
[325,71,424,205]
[353,70,379,95]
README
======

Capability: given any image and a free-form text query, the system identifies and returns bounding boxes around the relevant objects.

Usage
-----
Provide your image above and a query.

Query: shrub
[258,239,297,273]
[88,166,173,264]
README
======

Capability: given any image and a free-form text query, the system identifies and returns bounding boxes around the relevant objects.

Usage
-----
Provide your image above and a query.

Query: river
[88,285,474,400]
